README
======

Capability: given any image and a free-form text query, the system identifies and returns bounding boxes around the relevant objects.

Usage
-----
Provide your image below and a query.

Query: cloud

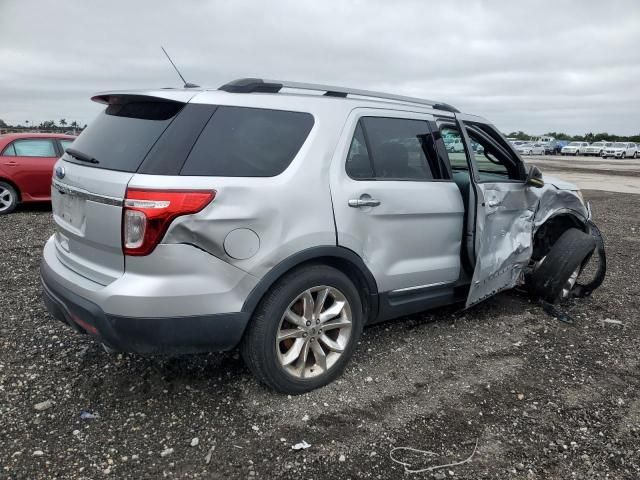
[0,0,638,134]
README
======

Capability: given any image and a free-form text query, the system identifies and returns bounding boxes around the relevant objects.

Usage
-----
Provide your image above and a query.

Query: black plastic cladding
[218,78,283,94]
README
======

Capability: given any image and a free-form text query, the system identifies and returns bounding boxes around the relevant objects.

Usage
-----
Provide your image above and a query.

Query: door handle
[486,200,501,208]
[4,161,18,166]
[348,197,381,208]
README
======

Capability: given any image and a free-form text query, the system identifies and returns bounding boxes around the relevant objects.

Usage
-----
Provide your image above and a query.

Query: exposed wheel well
[532,214,588,262]
[0,177,21,202]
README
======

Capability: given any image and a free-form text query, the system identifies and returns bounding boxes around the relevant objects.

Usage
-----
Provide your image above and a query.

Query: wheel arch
[0,176,21,202]
[241,246,379,324]
[531,211,589,262]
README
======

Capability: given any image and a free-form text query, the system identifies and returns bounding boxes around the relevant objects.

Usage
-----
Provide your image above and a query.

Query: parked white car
[602,142,638,159]
[583,142,613,157]
[516,143,545,155]
[561,142,589,156]
[445,138,465,153]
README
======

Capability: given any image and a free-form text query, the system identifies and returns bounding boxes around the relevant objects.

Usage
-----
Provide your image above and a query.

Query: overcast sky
[1,0,639,135]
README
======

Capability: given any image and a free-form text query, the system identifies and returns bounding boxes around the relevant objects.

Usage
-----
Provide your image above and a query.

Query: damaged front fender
[466,176,596,308]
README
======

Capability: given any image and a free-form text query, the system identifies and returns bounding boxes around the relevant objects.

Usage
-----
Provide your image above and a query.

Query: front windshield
[613,142,626,148]
[591,142,604,147]
[569,142,581,146]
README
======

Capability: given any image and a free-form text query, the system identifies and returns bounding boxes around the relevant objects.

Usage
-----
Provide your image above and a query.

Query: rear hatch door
[51,92,195,285]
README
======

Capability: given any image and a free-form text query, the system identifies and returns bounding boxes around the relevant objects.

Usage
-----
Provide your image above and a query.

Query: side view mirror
[526,165,545,188]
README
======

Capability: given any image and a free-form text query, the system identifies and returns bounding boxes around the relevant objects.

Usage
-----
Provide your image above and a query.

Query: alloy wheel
[0,186,14,213]
[561,266,581,299]
[276,286,352,379]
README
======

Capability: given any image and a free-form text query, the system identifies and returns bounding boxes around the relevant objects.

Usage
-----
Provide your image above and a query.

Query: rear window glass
[180,106,314,177]
[63,100,183,172]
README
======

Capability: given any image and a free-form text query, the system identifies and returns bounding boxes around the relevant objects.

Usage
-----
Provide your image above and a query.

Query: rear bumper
[41,253,250,355]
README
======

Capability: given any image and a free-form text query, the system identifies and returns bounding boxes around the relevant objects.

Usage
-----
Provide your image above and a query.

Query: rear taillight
[122,189,215,256]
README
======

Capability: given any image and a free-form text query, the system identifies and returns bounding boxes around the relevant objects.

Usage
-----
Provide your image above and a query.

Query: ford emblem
[55,166,65,179]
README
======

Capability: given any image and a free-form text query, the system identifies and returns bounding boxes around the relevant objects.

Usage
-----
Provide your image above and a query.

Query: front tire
[0,182,18,215]
[241,265,363,394]
[527,228,596,303]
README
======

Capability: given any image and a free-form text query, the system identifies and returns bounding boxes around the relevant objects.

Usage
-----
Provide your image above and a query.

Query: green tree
[507,131,530,140]
[59,119,67,127]
[0,118,7,128]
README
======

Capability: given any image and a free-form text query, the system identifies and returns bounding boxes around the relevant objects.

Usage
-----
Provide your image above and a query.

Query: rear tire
[0,181,18,215]
[528,228,596,303]
[241,264,363,394]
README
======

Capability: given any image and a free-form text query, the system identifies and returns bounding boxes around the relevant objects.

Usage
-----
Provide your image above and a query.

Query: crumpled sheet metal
[466,180,589,307]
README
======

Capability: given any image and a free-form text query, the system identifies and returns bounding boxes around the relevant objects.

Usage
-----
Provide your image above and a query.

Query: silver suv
[41,78,605,393]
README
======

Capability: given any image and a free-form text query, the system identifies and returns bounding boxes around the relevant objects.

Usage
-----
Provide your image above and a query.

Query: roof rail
[218,78,460,113]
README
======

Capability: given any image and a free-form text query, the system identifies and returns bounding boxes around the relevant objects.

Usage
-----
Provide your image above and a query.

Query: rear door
[330,109,464,293]
[51,93,192,285]
[2,138,58,199]
[458,115,539,306]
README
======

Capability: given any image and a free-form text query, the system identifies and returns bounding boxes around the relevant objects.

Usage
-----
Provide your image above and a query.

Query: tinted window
[11,139,56,157]
[181,106,314,177]
[350,117,439,181]
[345,124,374,179]
[64,100,184,172]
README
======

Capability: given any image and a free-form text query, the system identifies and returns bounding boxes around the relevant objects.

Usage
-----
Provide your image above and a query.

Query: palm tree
[60,119,67,127]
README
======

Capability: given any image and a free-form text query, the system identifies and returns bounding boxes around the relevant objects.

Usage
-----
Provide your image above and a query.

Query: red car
[0,133,76,214]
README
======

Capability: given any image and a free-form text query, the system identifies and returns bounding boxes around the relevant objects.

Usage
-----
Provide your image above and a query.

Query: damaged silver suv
[41,78,605,394]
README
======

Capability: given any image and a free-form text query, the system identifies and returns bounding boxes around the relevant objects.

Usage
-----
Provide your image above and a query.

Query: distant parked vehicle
[541,140,564,155]
[0,133,76,214]
[555,140,570,152]
[584,142,613,157]
[516,143,545,155]
[445,138,465,153]
[561,142,589,156]
[602,142,638,159]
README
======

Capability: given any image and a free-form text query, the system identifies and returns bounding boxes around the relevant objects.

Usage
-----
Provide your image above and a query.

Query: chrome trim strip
[52,179,123,207]
[391,281,452,294]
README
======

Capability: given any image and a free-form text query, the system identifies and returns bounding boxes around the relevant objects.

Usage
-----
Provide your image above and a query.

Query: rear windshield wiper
[65,148,99,164]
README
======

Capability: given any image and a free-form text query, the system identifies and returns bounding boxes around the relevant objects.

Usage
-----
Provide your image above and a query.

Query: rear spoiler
[91,90,198,105]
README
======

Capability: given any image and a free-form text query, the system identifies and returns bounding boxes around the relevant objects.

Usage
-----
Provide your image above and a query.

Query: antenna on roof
[161,46,199,88]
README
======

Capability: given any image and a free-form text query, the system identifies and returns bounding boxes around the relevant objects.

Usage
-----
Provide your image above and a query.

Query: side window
[1,143,16,156]
[60,139,74,150]
[12,139,56,157]
[465,126,521,182]
[439,125,468,171]
[180,106,314,177]
[345,124,374,179]
[347,117,443,181]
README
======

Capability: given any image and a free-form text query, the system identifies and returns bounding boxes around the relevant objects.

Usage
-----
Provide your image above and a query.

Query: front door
[330,109,465,294]
[457,115,540,306]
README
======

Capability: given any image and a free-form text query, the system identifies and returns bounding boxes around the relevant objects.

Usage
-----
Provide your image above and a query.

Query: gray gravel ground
[1,191,639,479]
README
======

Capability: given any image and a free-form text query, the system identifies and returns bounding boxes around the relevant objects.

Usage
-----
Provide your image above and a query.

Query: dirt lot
[1,189,639,480]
